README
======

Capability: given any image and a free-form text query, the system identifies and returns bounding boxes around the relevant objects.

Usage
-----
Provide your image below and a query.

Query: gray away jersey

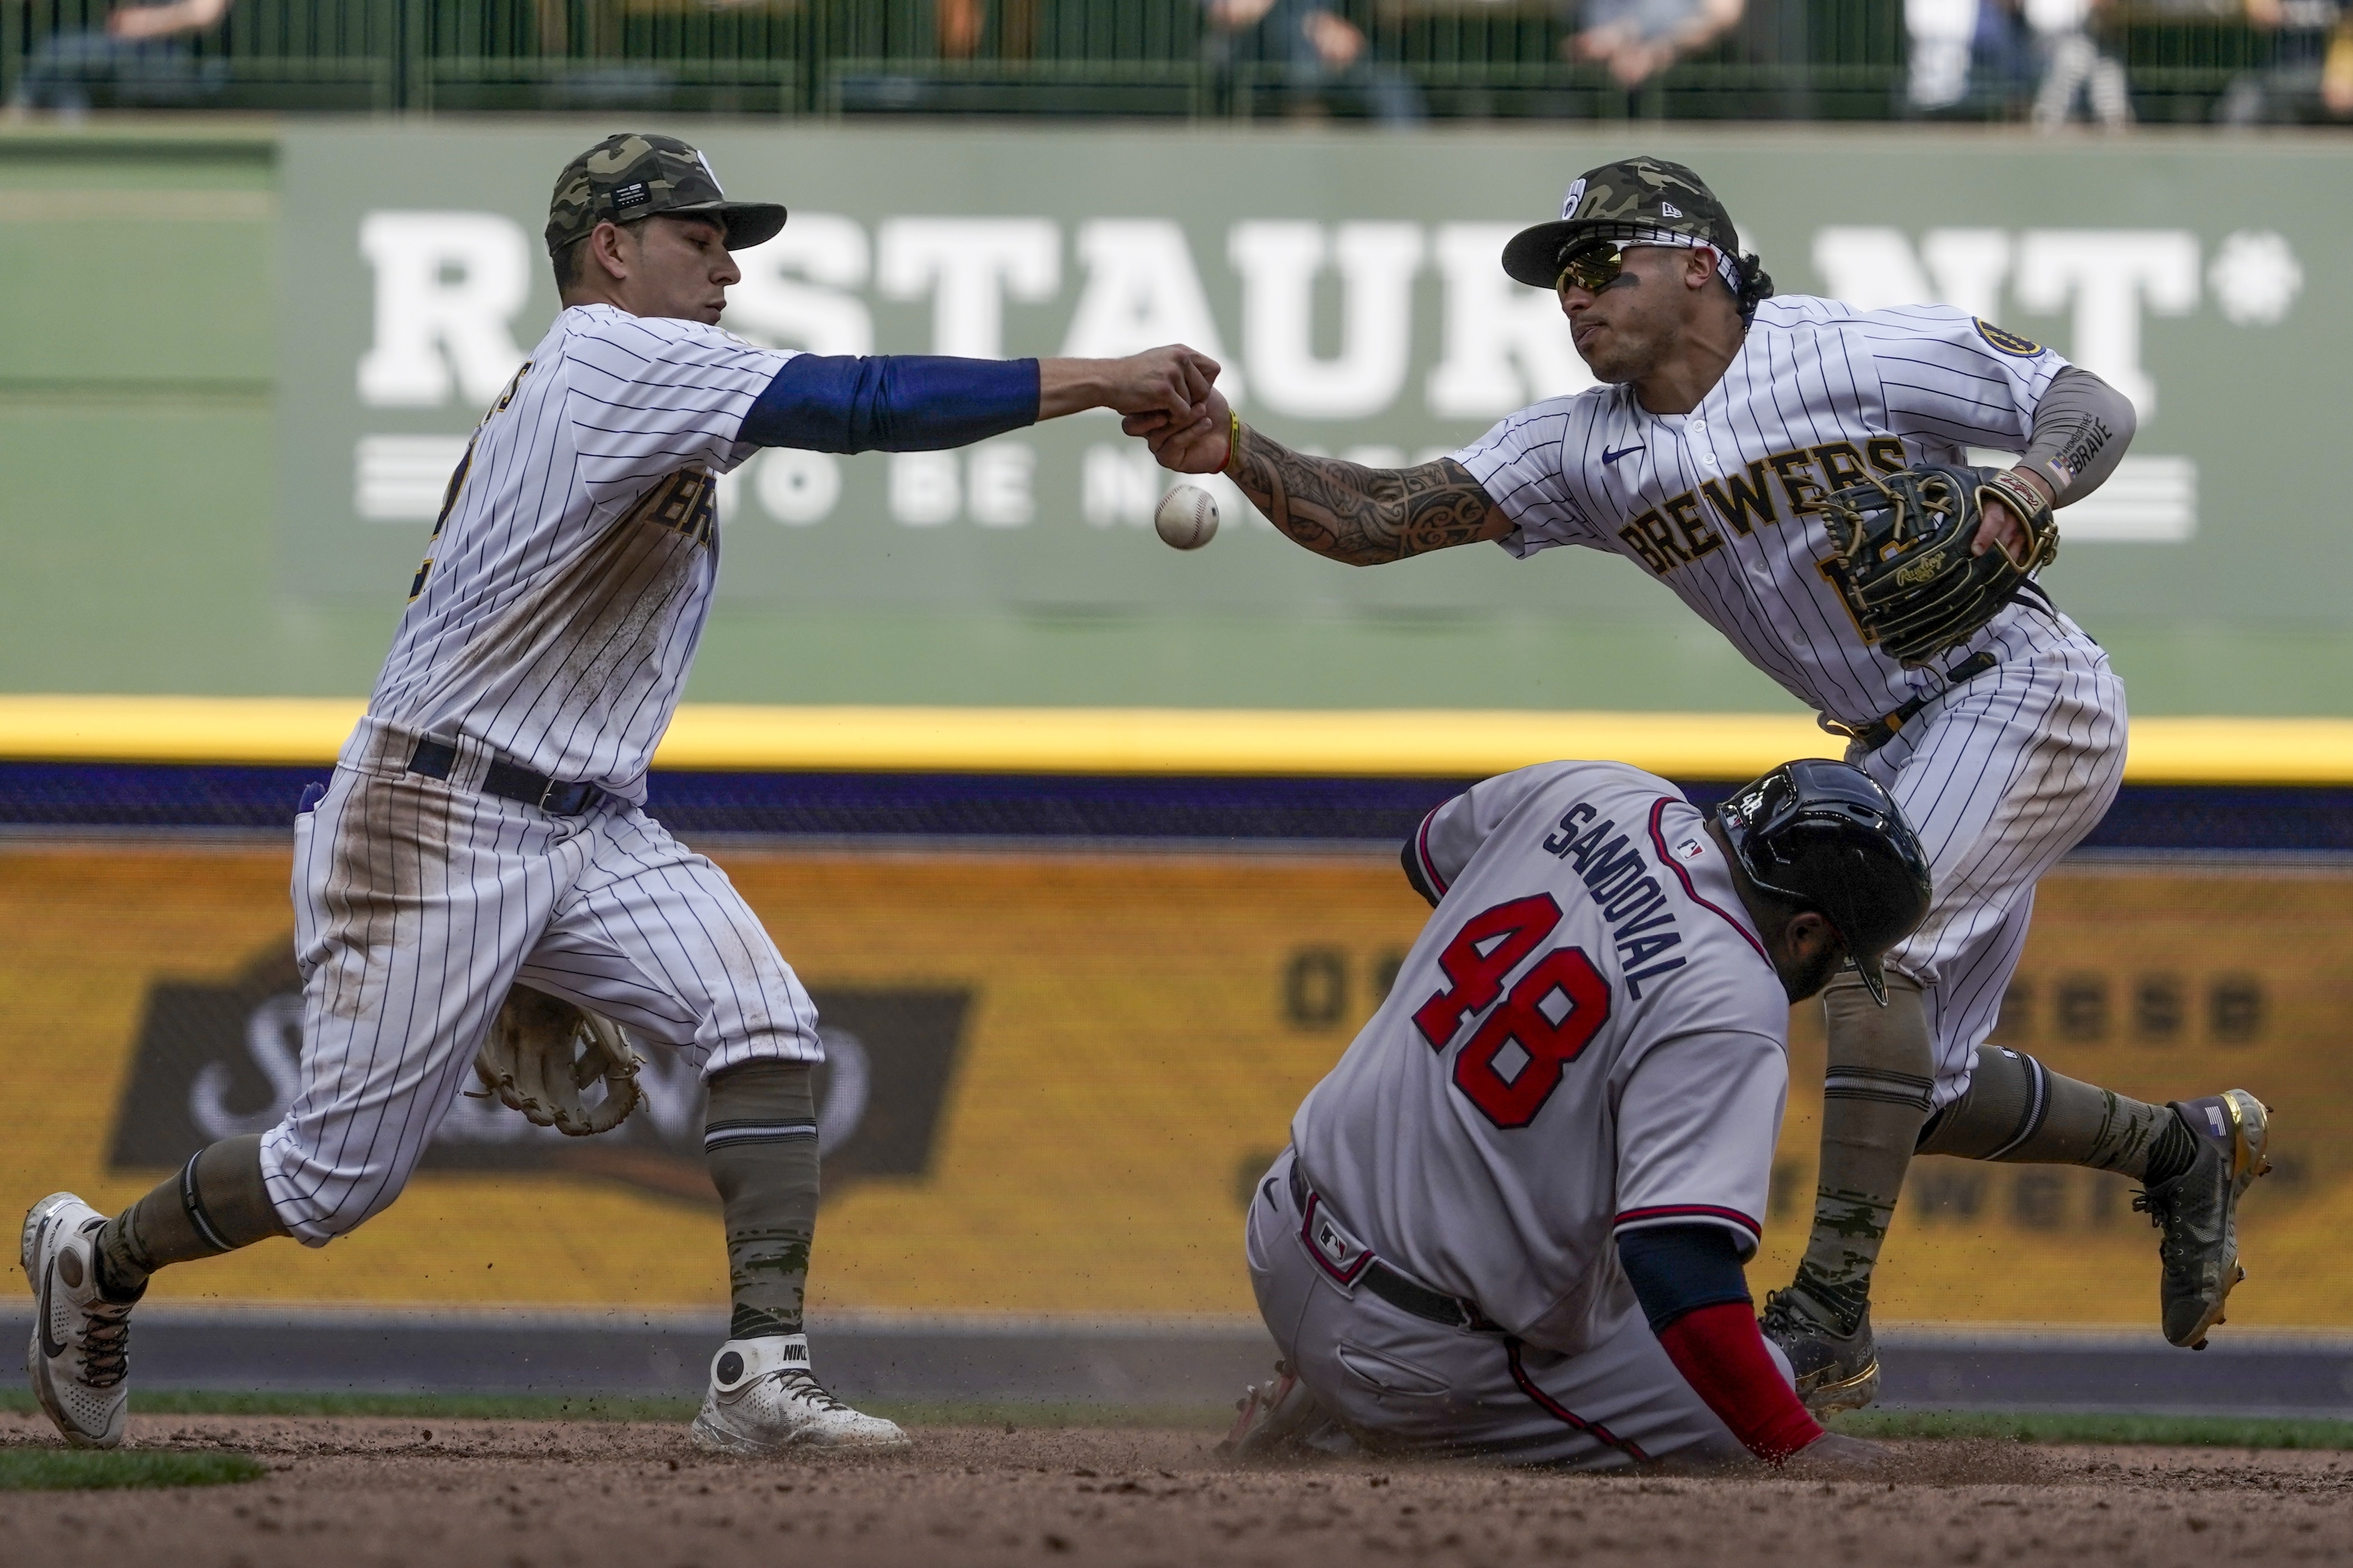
[1453,299,2074,727]
[368,304,794,802]
[1291,760,1791,1354]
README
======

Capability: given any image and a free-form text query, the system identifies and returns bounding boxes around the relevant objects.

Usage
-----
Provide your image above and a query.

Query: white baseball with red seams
[1250,758,1797,1469]
[1451,298,2127,1112]
[1153,483,1219,550]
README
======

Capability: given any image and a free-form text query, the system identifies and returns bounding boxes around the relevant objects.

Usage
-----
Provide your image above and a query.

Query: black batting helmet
[1716,760,1932,1005]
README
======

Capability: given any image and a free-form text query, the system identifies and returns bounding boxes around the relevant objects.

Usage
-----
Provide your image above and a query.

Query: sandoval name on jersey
[1291,760,1792,1356]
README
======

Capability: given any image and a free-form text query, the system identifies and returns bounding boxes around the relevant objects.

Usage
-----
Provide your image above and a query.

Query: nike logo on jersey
[1601,444,1644,466]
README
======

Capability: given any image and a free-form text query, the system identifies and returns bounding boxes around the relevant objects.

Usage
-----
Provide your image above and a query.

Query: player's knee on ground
[706,1059,820,1339]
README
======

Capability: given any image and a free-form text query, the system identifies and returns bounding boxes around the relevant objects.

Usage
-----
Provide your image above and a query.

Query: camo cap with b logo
[545,133,788,257]
[1500,155,1742,289]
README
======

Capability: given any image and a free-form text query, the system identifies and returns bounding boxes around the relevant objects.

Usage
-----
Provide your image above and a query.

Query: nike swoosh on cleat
[1602,444,1644,465]
[36,1237,68,1363]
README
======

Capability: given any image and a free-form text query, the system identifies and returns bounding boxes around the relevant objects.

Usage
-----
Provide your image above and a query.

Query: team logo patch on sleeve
[1973,319,2046,357]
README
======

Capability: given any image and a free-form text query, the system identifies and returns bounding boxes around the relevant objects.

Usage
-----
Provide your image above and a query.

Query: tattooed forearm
[1228,423,1506,565]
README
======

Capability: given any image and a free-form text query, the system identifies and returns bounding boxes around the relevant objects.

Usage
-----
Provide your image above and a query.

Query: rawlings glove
[1819,465,2057,666]
[470,984,644,1137]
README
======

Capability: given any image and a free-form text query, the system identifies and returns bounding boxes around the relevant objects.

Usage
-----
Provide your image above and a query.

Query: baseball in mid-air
[1154,485,1219,550]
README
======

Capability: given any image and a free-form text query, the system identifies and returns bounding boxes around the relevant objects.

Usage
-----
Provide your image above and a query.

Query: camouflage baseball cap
[1500,155,1741,288]
[545,133,787,256]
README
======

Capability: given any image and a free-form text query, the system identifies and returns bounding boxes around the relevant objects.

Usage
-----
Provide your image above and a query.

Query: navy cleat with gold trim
[1758,1289,1880,1416]
[2138,1089,2272,1350]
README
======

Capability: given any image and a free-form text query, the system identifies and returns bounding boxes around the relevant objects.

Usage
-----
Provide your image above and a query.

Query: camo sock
[706,1060,820,1341]
[1918,1045,2198,1183]
[94,1134,289,1300]
[1790,976,1936,1337]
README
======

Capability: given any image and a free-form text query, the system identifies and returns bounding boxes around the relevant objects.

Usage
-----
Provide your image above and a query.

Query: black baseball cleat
[1758,1289,1880,1415]
[2138,1089,2272,1350]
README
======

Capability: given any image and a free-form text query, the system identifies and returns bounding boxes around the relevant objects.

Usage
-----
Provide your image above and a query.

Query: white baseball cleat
[21,1192,140,1450]
[688,1335,911,1453]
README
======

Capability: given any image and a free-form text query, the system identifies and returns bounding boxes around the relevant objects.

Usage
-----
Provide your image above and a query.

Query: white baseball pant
[1859,626,2127,1110]
[259,718,821,1243]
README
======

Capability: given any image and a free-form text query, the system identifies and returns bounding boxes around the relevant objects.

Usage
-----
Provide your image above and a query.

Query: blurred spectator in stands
[8,0,230,117]
[1907,0,2035,113]
[940,0,986,58]
[2027,0,2130,127]
[1906,0,1979,109]
[1202,0,1426,123]
[1565,0,1745,86]
[2220,0,2353,121]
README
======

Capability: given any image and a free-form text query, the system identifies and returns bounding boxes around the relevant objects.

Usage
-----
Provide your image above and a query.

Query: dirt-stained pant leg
[512,809,824,1072]
[261,758,591,1242]
[1245,1153,1755,1470]
[1858,632,2127,1112]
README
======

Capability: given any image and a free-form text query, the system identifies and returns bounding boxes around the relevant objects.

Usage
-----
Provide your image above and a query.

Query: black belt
[1288,1161,1502,1334]
[406,737,613,816]
[1821,650,1999,754]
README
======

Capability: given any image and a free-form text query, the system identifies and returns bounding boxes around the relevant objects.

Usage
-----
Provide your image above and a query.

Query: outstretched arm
[1129,391,1511,567]
[740,345,1218,454]
[1038,347,1217,422]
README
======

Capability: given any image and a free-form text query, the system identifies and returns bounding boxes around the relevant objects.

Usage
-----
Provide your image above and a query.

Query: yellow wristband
[1225,410,1243,477]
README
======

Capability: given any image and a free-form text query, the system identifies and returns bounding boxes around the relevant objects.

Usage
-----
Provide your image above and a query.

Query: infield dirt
[2,1411,2348,1567]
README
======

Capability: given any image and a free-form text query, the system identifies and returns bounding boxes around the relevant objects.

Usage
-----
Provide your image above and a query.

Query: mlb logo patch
[1673,837,1705,861]
[1301,1195,1372,1284]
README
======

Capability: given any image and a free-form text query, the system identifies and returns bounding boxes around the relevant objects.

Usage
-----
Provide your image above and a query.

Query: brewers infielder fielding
[1140,157,2270,1411]
[1232,756,1924,1469]
[23,133,1219,1451]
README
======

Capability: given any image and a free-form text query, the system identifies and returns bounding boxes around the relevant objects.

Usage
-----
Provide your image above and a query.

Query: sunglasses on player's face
[1554,241,1632,298]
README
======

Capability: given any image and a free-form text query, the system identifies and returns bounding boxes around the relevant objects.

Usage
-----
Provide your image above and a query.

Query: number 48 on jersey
[1411,894,1612,1129]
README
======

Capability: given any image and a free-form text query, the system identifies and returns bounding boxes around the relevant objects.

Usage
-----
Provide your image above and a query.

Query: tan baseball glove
[470,984,644,1137]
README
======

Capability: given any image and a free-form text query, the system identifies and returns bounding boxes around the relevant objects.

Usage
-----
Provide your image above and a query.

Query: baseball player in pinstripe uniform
[23,133,1220,1453]
[1137,156,2270,1413]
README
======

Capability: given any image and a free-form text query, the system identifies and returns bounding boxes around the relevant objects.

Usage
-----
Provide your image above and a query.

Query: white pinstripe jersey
[1453,299,2073,727]
[370,305,794,802]
[1291,761,1789,1350]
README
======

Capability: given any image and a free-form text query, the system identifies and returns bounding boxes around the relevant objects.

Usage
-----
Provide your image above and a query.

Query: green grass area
[13,1390,2339,1447]
[1831,1409,2353,1450]
[0,1387,697,1422]
[0,1386,1229,1429]
[0,1449,265,1491]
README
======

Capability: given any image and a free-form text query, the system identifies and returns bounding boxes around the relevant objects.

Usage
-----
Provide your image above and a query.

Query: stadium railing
[0,0,2316,124]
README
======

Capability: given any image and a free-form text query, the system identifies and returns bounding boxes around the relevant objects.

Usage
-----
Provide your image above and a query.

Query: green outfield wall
[2,119,2348,714]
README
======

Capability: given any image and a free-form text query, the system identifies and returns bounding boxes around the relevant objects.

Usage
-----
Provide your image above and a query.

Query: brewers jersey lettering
[1452,298,2127,1110]
[1252,761,1796,1469]
[1456,298,2074,728]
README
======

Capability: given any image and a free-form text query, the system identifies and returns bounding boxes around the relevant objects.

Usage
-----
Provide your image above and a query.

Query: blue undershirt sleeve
[1616,1223,1755,1333]
[736,355,1043,454]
